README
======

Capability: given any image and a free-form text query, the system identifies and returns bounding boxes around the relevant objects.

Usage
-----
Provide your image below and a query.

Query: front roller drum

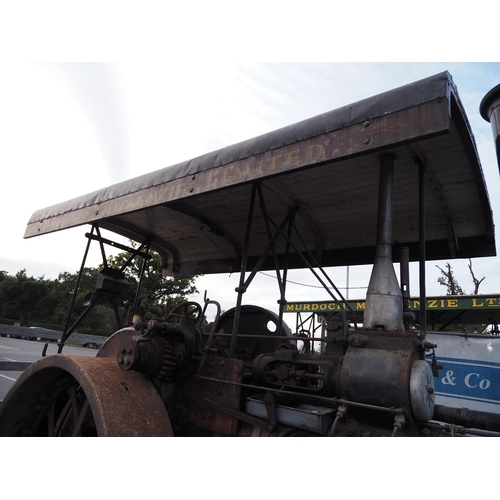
[0,355,173,437]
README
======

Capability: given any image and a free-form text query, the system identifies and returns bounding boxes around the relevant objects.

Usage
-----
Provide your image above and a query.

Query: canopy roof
[25,72,495,276]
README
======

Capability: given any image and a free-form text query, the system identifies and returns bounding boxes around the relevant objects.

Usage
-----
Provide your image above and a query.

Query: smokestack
[363,154,405,332]
[480,83,500,173]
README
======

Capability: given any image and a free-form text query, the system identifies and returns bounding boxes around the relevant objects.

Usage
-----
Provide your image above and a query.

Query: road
[0,337,97,402]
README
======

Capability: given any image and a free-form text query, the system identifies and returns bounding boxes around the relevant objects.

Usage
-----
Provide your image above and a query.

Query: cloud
[37,62,132,183]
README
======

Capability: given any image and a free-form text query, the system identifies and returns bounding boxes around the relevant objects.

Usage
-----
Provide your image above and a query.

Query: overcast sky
[1,61,500,317]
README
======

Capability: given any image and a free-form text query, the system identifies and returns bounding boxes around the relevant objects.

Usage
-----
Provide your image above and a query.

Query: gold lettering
[304,304,311,311]
[169,182,182,201]
[285,305,294,311]
[413,300,420,309]
[320,304,327,311]
[328,303,336,310]
[312,304,318,311]
[305,144,325,162]
[285,150,301,167]
[428,300,438,308]
[268,155,282,171]
[235,165,247,180]
[356,302,365,310]
[486,298,500,306]
[204,168,215,189]
[447,299,458,308]
[472,298,484,307]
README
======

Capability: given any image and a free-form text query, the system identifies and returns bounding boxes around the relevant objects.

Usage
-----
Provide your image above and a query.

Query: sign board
[283,295,500,313]
[427,332,500,415]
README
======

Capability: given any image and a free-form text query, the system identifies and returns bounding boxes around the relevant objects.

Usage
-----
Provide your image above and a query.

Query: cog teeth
[152,336,177,381]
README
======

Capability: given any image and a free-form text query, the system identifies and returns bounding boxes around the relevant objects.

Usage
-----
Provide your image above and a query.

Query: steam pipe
[433,404,500,433]
[480,83,500,173]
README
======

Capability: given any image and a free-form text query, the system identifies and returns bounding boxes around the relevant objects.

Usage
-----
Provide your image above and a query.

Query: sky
[1,61,500,319]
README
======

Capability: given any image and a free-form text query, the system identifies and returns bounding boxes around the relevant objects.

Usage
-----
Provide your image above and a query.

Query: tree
[105,249,198,322]
[435,261,490,334]
[436,263,465,296]
[468,258,485,295]
[0,249,198,334]
[0,270,55,325]
[52,267,120,334]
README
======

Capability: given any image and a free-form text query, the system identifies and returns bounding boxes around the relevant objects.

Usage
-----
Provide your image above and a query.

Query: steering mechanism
[166,301,203,327]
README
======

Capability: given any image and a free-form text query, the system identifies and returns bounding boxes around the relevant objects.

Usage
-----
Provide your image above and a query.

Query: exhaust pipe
[480,83,500,173]
[364,154,405,332]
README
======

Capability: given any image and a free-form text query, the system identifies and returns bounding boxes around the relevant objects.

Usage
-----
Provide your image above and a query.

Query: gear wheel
[152,336,178,382]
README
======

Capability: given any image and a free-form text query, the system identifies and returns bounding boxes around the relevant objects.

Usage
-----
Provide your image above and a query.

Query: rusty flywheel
[0,354,173,437]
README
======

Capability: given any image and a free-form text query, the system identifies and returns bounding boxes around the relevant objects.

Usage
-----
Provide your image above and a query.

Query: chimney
[480,83,500,174]
[363,153,405,332]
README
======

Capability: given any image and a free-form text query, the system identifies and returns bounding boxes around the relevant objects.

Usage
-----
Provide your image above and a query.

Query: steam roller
[2,72,500,437]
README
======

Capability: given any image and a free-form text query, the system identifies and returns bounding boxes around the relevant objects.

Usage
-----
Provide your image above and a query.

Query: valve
[392,413,406,437]
[328,404,347,436]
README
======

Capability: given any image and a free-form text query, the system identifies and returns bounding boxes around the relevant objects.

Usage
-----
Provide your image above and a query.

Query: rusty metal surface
[23,73,495,274]
[339,331,417,411]
[178,357,244,435]
[97,327,137,359]
[0,354,173,437]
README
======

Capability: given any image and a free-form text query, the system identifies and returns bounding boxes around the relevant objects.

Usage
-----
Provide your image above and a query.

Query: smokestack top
[480,83,500,122]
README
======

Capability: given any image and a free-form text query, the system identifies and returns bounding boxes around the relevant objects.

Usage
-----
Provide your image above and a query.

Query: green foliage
[435,261,491,334]
[106,250,198,321]
[50,267,121,335]
[0,269,56,324]
[436,263,464,296]
[0,249,198,335]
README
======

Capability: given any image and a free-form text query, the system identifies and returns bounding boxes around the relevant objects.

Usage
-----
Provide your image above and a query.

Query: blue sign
[427,355,500,408]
